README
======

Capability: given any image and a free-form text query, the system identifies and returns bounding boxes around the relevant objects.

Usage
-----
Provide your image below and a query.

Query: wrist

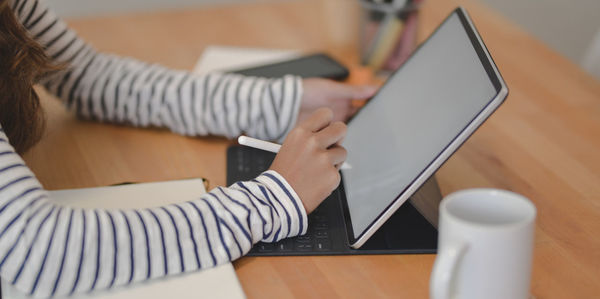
[256,170,308,236]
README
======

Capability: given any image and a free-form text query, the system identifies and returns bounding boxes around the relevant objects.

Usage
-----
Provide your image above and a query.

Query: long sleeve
[0,126,308,297]
[11,0,302,141]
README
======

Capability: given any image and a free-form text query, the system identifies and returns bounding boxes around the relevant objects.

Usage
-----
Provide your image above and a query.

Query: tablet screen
[341,10,502,240]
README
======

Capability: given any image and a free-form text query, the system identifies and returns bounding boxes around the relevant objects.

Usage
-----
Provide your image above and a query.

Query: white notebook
[1,179,246,299]
[193,45,300,75]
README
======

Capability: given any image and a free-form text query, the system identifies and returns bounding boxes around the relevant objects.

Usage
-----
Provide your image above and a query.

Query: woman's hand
[299,78,377,124]
[270,108,347,213]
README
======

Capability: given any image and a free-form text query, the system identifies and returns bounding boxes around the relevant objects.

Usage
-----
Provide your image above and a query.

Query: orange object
[345,65,382,107]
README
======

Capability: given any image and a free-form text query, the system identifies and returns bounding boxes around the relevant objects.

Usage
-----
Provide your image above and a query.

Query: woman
[0,0,376,297]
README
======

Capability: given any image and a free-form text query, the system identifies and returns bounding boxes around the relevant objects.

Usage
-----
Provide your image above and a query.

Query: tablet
[341,7,508,249]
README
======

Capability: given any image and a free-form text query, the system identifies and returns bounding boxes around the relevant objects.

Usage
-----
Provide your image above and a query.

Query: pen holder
[359,0,424,73]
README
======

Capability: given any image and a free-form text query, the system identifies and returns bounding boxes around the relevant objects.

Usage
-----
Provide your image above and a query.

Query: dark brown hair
[0,0,60,154]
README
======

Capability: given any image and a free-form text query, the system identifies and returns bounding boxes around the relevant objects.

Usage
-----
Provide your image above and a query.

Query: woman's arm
[0,125,307,297]
[11,0,301,140]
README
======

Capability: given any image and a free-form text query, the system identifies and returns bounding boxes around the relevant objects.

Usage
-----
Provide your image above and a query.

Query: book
[193,45,300,75]
[48,178,209,209]
[1,179,247,299]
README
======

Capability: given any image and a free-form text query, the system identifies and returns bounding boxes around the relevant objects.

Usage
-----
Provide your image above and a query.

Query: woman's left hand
[299,78,378,123]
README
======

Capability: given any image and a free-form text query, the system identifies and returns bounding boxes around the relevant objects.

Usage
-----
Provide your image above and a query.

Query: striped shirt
[10,0,302,141]
[1,0,308,297]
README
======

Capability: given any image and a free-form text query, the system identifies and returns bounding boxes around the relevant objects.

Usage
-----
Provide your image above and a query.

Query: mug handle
[430,241,468,299]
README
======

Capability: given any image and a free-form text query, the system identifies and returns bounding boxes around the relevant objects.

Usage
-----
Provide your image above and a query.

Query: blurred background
[48,0,600,80]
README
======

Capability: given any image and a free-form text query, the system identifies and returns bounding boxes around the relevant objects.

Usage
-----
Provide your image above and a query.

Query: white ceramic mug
[430,189,536,299]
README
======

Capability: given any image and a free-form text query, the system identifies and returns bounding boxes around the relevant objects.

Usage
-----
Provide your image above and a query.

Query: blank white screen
[342,13,497,238]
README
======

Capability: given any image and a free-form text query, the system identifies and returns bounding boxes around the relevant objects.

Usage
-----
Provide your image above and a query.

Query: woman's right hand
[269,108,347,214]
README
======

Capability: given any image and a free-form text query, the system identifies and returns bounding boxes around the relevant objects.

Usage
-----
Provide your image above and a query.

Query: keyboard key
[277,239,294,251]
[256,243,274,252]
[314,222,329,230]
[296,235,312,243]
[315,231,329,238]
[295,243,314,251]
[311,214,327,221]
[315,239,331,251]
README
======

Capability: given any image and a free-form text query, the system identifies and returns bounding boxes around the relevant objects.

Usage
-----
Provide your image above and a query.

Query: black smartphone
[229,53,350,81]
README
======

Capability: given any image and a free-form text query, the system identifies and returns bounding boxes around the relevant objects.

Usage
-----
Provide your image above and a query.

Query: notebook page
[1,179,246,299]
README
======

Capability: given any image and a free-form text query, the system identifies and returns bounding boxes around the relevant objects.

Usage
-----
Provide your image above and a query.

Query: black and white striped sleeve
[12,0,302,141]
[0,126,308,297]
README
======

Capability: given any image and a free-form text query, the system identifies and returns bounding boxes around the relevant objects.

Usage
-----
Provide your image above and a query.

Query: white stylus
[237,136,351,170]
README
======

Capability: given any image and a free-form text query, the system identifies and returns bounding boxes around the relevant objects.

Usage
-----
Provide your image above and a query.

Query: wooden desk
[24,0,600,297]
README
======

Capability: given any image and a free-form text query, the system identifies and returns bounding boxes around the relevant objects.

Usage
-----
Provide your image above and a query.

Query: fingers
[299,107,333,132]
[294,108,347,170]
[316,121,346,148]
[330,83,377,122]
[331,81,378,100]
[348,105,360,117]
[350,85,378,100]
[297,108,347,148]
[327,145,347,167]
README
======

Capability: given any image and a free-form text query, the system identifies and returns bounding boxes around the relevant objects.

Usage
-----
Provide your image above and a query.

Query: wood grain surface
[22,0,600,298]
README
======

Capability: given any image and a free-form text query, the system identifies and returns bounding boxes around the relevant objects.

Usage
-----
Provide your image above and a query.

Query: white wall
[582,29,600,78]
[47,0,253,17]
[479,0,600,73]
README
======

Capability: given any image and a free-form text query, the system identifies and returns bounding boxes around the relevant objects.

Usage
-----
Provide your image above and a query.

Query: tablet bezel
[341,7,509,249]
